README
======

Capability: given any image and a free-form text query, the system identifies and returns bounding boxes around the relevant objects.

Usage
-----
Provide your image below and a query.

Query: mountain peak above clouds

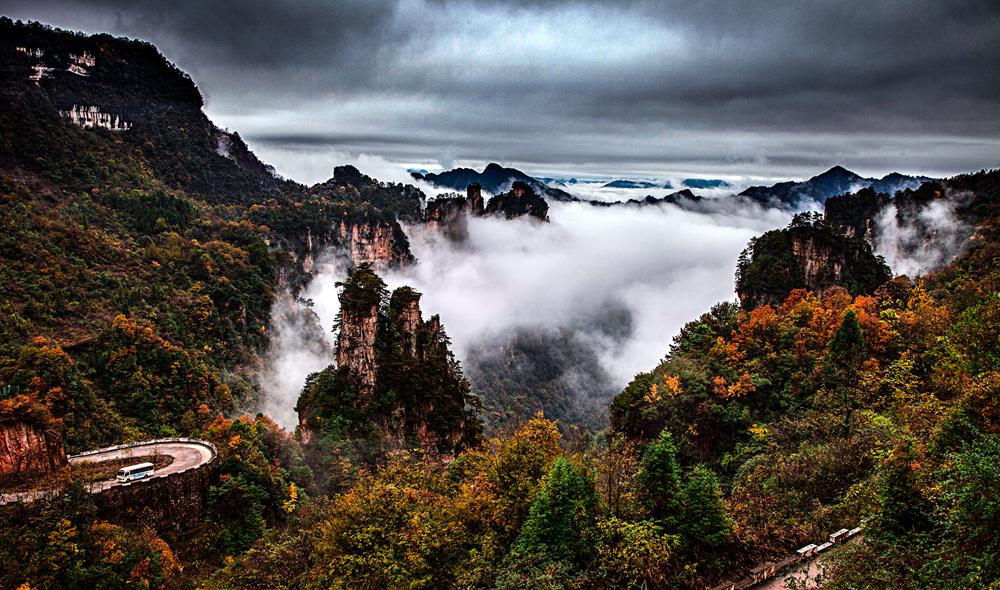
[739,165,935,209]
[417,163,578,202]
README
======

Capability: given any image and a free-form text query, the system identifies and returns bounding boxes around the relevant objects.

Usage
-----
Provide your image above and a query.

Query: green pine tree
[514,457,599,564]
[636,429,683,529]
[679,465,732,548]
[826,309,867,434]
[876,444,928,536]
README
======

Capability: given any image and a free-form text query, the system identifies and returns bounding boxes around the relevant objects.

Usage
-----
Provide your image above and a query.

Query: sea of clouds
[256,156,969,430]
[258,185,791,429]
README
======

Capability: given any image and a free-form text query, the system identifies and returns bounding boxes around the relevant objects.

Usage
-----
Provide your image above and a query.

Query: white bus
[116,462,155,482]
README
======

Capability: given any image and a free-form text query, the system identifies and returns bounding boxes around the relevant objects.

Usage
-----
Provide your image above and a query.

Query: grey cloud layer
[5,0,999,181]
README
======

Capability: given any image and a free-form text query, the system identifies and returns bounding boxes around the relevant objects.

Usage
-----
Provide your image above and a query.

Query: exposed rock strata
[0,421,66,482]
[336,284,380,404]
[336,219,409,269]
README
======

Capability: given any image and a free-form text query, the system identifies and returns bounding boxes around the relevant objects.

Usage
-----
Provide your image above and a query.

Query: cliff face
[390,288,423,359]
[467,183,485,216]
[790,233,845,290]
[0,421,66,481]
[425,196,471,241]
[256,202,414,291]
[336,290,380,404]
[336,219,412,270]
[389,288,449,364]
[266,164,420,274]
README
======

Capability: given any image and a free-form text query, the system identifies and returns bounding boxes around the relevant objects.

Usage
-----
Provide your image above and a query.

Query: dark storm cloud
[4,0,999,182]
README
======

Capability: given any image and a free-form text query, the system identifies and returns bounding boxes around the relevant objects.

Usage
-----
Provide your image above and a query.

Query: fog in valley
[259,186,792,429]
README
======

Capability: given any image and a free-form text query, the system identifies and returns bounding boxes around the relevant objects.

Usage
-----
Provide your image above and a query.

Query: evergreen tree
[828,309,867,370]
[636,429,683,529]
[876,444,928,536]
[679,465,732,548]
[826,309,867,434]
[514,457,599,564]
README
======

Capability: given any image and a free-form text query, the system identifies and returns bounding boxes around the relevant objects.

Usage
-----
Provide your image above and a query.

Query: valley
[0,12,998,590]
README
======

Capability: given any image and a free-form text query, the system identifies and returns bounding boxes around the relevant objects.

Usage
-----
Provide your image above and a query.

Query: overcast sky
[5,0,1000,184]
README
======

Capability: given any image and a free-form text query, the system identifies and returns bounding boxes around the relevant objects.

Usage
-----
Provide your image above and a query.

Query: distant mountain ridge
[740,165,934,209]
[413,162,577,202]
[683,178,732,189]
[601,180,660,189]
[589,189,702,209]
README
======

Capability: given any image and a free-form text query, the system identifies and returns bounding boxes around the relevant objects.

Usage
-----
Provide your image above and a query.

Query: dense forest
[0,17,998,590]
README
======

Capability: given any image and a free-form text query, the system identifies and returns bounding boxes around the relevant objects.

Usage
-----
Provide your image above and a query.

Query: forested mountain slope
[0,19,453,587]
[1,16,997,590]
[207,169,999,588]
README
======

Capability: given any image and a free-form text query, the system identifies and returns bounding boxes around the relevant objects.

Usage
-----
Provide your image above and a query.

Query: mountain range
[601,179,661,189]
[413,162,578,202]
[682,178,732,189]
[2,17,997,590]
[419,162,934,211]
[740,165,934,208]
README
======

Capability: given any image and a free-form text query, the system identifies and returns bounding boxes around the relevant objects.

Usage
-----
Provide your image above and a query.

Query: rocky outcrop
[390,288,423,359]
[421,316,448,362]
[736,213,891,309]
[467,183,485,216]
[263,206,414,288]
[0,421,66,482]
[425,195,471,241]
[335,272,383,405]
[296,266,481,466]
[59,105,132,131]
[423,183,489,240]
[790,233,845,291]
[389,288,449,363]
[484,181,550,221]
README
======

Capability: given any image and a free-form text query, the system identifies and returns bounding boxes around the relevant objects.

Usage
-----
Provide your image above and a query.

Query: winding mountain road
[753,536,861,590]
[754,558,826,590]
[0,439,216,504]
